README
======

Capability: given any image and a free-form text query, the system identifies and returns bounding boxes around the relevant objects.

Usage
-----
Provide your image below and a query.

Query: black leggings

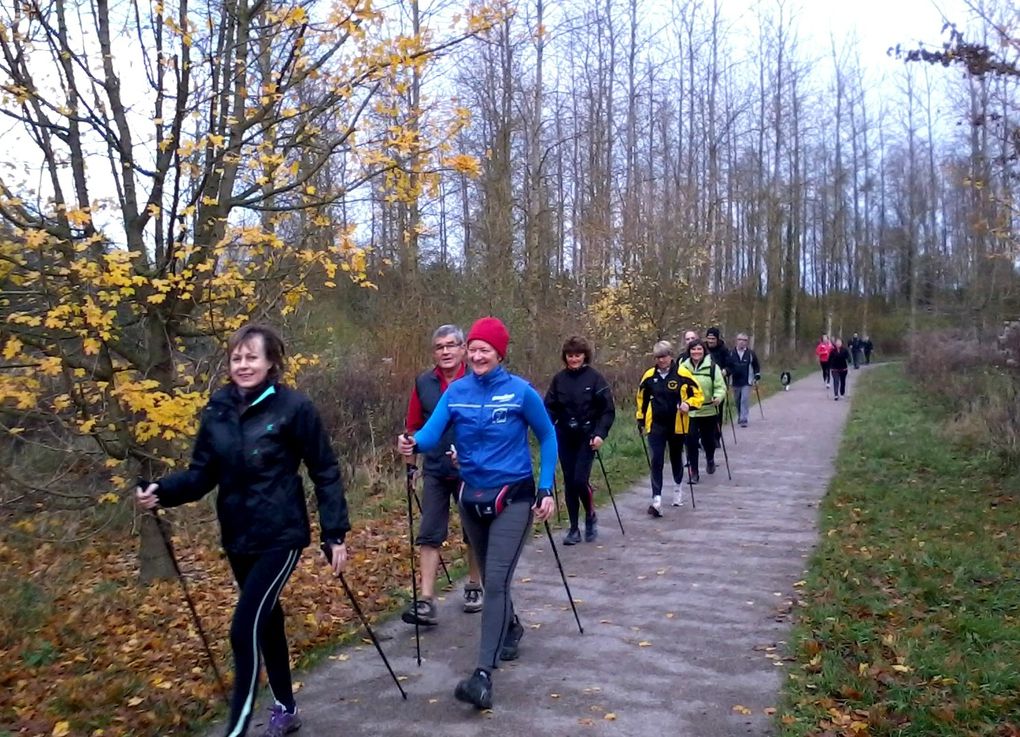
[820,360,830,384]
[459,494,533,671]
[685,415,718,473]
[557,432,595,529]
[225,548,301,737]
[832,370,847,397]
[646,428,685,497]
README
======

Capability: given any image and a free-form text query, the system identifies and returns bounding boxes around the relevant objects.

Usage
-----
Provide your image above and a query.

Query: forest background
[0,0,1017,734]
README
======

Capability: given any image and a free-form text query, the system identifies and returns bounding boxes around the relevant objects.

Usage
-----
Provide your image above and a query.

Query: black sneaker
[500,616,525,661]
[706,460,716,474]
[562,528,582,546]
[463,583,484,613]
[584,514,598,542]
[401,598,438,626]
[689,472,700,484]
[647,496,662,517]
[454,668,493,709]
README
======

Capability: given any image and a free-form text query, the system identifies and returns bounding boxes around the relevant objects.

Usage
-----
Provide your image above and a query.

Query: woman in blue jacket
[398,316,557,711]
[136,324,350,737]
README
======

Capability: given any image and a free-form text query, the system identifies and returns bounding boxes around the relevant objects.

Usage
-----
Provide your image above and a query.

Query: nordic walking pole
[411,490,453,586]
[594,450,625,535]
[543,521,584,634]
[716,412,733,481]
[754,381,765,419]
[552,476,563,524]
[638,427,651,470]
[679,421,697,508]
[321,545,408,700]
[400,445,422,666]
[137,481,229,706]
[683,456,697,509]
[725,386,738,443]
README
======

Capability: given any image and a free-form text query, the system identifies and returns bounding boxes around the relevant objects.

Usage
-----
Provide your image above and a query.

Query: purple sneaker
[261,704,301,737]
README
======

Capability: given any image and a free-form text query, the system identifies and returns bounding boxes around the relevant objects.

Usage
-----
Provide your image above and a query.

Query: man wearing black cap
[704,328,729,371]
[704,327,730,441]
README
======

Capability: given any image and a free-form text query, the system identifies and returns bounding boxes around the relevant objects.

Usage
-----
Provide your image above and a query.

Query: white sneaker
[672,488,684,507]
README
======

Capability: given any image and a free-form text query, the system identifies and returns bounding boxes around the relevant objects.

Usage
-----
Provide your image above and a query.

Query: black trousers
[557,431,595,529]
[647,427,685,497]
[685,415,718,473]
[819,360,830,384]
[832,369,848,397]
[224,548,301,737]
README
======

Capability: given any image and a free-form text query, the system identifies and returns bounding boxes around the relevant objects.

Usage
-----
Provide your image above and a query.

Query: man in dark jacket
[401,324,483,626]
[863,336,874,364]
[704,327,729,373]
[705,327,730,439]
[727,332,761,427]
[850,333,863,369]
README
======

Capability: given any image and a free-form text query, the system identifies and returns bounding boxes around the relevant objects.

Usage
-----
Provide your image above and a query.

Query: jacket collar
[472,364,508,386]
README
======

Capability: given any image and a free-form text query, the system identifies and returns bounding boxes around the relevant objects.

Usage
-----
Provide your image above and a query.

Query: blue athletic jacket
[413,365,557,491]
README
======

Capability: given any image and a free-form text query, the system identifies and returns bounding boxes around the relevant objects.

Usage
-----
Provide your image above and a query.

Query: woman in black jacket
[136,324,350,737]
[544,336,616,544]
[828,338,852,400]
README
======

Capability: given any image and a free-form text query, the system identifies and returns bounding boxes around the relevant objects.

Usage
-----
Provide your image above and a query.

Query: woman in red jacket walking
[814,334,833,388]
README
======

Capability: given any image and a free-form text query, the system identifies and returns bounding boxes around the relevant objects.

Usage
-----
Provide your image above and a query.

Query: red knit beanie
[466,317,510,358]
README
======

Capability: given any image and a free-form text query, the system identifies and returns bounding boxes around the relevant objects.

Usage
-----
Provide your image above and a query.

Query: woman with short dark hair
[828,338,851,400]
[545,335,616,544]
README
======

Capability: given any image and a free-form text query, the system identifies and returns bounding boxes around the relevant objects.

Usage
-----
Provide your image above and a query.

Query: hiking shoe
[463,583,484,613]
[706,460,717,474]
[500,615,525,661]
[584,514,598,542]
[739,421,748,427]
[689,472,700,484]
[401,598,438,626]
[563,528,582,546]
[455,668,493,709]
[647,495,662,517]
[261,704,301,737]
[672,488,684,507]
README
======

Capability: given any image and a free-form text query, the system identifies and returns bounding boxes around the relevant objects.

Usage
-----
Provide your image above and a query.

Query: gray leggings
[459,498,533,670]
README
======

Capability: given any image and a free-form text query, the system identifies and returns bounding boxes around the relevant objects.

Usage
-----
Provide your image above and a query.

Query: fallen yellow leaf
[732,704,752,715]
[52,722,71,737]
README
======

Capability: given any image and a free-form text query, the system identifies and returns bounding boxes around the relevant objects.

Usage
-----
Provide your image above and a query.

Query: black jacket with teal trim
[155,382,350,554]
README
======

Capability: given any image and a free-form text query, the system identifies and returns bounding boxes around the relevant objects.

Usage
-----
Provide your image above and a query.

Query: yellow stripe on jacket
[635,363,704,434]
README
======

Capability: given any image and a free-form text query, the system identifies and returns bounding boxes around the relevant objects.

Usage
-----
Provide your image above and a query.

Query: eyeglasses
[433,342,463,352]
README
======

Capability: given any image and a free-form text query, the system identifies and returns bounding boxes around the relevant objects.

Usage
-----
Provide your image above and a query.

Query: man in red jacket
[402,324,483,626]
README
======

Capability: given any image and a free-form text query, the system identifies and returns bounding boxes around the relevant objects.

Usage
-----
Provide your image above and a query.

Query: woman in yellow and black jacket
[636,340,704,516]
[678,339,728,483]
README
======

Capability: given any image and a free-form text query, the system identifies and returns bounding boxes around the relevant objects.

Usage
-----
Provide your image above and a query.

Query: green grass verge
[778,365,1020,736]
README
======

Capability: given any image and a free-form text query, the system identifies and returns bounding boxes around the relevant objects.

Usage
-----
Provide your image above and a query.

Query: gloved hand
[636,419,644,435]
[754,373,761,382]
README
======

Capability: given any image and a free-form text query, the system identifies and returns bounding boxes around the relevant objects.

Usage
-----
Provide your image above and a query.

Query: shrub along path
[216,368,855,737]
